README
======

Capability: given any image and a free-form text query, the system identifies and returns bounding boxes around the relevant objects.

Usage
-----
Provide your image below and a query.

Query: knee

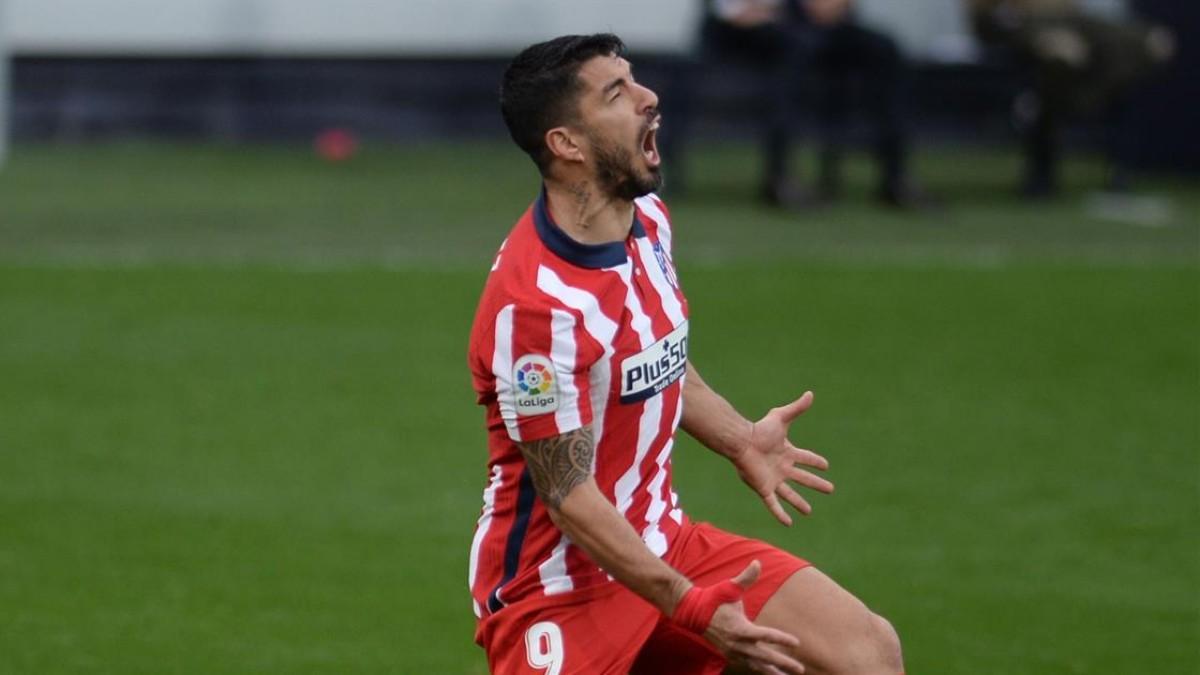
[838,612,903,675]
[870,613,904,672]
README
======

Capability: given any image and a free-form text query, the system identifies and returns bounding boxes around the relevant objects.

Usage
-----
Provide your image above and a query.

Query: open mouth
[640,116,661,169]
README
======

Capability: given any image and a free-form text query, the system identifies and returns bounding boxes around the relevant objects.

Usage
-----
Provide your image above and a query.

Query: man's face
[571,54,663,200]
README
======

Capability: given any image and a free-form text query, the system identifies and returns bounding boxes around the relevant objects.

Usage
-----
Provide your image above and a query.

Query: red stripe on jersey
[467,190,690,616]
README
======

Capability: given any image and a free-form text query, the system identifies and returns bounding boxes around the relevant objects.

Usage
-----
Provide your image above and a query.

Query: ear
[545,126,586,165]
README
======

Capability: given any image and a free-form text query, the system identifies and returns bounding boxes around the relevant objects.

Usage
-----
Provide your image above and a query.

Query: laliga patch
[512,354,560,416]
[620,321,688,404]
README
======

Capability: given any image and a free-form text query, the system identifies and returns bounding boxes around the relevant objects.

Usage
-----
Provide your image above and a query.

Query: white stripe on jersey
[533,267,624,599]
[537,535,574,596]
[492,304,521,442]
[469,463,505,618]
[616,260,658,346]
[490,236,508,272]
[638,209,690,528]
[536,265,618,464]
[636,195,673,257]
[643,392,687,553]
[549,308,582,432]
[586,359,613,471]
[667,388,686,525]
[633,236,686,326]
[642,436,674,555]
[611,263,667,545]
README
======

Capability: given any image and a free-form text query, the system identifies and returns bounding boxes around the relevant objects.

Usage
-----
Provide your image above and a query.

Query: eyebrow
[602,77,626,96]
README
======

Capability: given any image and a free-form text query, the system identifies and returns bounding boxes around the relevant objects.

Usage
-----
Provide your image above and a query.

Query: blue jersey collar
[534,188,647,269]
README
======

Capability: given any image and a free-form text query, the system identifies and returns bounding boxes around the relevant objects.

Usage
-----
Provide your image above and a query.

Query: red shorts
[475,520,810,675]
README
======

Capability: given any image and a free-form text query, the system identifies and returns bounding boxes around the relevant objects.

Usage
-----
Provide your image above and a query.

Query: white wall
[856,0,978,62]
[856,0,1127,62]
[3,0,702,55]
[11,0,1125,59]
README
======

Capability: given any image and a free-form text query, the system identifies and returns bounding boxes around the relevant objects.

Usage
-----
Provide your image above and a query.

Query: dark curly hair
[500,34,626,175]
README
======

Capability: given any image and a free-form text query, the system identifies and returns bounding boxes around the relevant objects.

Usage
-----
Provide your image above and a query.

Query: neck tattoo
[569,181,593,230]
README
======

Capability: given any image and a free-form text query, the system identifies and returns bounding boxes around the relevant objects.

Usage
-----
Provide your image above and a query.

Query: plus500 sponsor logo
[620,322,688,404]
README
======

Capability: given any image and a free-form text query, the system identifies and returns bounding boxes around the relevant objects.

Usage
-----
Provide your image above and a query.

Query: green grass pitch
[1,141,1197,673]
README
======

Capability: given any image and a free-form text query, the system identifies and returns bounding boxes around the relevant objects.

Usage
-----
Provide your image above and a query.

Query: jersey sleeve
[489,301,598,443]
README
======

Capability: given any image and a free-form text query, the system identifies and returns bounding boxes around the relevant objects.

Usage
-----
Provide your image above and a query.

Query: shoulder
[472,228,583,346]
[469,208,545,351]
[634,193,677,255]
[634,193,674,237]
[482,239,578,319]
[635,193,673,229]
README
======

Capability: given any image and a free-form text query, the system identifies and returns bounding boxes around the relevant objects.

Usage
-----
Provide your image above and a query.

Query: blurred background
[1,1,1196,673]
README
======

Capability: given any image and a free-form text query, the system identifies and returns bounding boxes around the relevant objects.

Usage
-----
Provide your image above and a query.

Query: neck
[543,176,635,245]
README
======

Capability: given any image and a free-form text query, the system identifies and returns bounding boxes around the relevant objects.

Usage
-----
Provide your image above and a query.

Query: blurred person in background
[468,33,904,674]
[969,0,1175,196]
[698,0,932,209]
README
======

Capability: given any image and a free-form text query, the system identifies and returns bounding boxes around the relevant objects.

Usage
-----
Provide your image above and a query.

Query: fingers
[743,641,807,675]
[785,466,834,494]
[733,625,805,674]
[776,483,812,516]
[731,559,762,589]
[738,622,801,651]
[791,447,829,471]
[766,464,832,522]
[775,391,814,424]
[763,493,794,526]
[709,604,807,675]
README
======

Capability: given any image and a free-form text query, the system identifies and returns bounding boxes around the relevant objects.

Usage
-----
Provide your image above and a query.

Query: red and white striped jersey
[466,189,690,619]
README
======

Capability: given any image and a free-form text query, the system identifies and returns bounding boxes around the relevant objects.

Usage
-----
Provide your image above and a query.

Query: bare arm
[681,362,834,525]
[519,425,805,672]
[519,426,690,614]
[680,362,755,461]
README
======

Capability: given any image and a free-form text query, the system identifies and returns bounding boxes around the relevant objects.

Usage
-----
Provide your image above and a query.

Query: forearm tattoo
[519,427,595,509]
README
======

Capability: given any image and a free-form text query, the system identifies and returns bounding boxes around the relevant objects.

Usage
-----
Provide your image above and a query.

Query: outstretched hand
[734,391,833,525]
[704,561,806,675]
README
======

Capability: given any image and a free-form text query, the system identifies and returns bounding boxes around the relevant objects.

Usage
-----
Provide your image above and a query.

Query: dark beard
[591,133,663,201]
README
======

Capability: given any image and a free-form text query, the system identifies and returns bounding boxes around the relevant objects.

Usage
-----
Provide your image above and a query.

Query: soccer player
[467,34,903,674]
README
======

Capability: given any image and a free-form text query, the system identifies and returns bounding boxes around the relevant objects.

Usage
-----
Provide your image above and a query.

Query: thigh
[670,521,811,620]
[480,585,659,675]
[630,521,812,675]
[751,567,895,675]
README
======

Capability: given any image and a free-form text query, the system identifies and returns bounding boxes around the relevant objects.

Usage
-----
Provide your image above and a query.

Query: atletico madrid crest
[651,241,679,289]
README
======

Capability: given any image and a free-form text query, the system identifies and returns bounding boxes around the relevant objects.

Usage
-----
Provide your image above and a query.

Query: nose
[634,81,659,114]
